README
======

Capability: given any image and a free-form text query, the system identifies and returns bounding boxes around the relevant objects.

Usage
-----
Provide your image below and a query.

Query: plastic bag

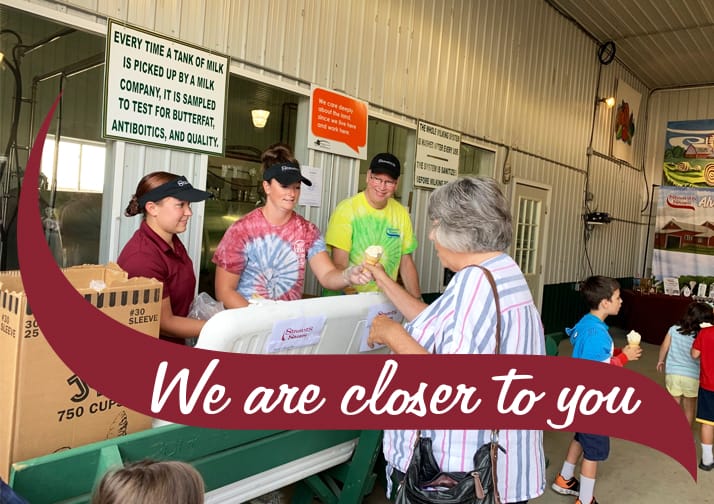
[187,292,225,320]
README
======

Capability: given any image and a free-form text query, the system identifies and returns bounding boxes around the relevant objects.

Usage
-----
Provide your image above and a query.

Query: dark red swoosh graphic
[17,95,697,480]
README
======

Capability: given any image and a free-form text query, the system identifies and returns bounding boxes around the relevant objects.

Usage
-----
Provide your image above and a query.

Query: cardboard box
[0,263,163,480]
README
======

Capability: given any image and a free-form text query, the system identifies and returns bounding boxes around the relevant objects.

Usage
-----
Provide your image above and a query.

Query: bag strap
[410,264,503,502]
[471,264,502,504]
[470,264,502,355]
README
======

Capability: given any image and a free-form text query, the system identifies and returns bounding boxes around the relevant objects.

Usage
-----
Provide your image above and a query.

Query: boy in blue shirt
[551,276,642,504]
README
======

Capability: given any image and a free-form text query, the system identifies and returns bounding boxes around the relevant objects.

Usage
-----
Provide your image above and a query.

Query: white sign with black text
[414,121,461,189]
[298,165,323,207]
[104,20,229,155]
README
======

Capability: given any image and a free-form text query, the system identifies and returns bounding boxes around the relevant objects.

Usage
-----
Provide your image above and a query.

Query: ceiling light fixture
[0,52,4,65]
[251,109,270,128]
[597,96,616,108]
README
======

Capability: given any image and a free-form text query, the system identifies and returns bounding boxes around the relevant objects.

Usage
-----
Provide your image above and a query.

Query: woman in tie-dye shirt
[213,144,370,308]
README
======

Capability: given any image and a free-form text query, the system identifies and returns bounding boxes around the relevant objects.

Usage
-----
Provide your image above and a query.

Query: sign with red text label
[308,86,368,159]
[265,315,327,353]
[359,302,403,352]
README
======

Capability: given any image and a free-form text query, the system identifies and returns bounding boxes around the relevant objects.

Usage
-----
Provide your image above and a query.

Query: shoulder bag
[395,265,503,504]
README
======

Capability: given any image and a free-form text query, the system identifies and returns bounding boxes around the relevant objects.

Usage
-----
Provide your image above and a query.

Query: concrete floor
[362,327,714,503]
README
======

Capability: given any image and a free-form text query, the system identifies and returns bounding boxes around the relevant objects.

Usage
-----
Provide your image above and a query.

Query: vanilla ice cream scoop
[364,245,383,265]
[627,330,641,347]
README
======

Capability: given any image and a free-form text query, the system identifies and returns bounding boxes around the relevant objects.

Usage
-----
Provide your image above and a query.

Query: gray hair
[428,177,512,252]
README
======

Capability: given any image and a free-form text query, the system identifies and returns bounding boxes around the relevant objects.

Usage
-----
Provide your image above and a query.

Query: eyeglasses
[369,174,397,188]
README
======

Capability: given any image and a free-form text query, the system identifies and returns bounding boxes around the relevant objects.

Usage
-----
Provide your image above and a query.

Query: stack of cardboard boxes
[0,263,162,480]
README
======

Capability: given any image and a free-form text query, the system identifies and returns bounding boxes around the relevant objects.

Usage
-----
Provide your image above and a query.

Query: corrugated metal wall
[10,0,654,291]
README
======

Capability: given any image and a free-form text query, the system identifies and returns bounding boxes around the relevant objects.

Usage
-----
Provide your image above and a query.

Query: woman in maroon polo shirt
[118,171,212,344]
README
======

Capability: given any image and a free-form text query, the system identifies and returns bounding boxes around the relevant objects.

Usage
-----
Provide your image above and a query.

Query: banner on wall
[103,19,230,155]
[652,186,714,292]
[308,86,368,159]
[414,121,461,189]
[663,119,714,187]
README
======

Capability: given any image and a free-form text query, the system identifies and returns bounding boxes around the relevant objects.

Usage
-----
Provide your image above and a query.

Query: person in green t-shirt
[325,153,421,299]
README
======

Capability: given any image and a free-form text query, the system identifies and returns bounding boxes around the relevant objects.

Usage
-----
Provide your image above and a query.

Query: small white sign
[104,19,229,154]
[699,283,709,298]
[265,315,326,353]
[298,165,323,207]
[414,121,461,189]
[663,277,680,296]
[359,302,404,352]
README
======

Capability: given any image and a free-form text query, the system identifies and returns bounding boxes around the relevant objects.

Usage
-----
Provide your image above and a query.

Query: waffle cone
[364,254,380,265]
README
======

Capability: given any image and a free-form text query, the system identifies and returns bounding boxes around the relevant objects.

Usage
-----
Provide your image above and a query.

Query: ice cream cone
[626,330,641,348]
[364,245,383,265]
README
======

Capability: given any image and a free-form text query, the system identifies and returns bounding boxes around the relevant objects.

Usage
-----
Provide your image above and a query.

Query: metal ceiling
[548,0,714,90]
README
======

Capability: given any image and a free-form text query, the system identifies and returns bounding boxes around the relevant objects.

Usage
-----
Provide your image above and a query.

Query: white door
[511,180,550,311]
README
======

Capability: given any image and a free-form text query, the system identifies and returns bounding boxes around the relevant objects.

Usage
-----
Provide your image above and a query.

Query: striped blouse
[383,253,546,503]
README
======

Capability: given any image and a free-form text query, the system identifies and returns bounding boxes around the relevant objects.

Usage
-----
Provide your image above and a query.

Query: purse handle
[472,264,503,504]
[471,264,502,355]
[414,264,503,500]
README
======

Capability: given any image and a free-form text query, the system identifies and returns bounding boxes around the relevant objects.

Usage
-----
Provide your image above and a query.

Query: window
[459,143,495,177]
[41,136,105,192]
[38,135,105,267]
[514,196,541,275]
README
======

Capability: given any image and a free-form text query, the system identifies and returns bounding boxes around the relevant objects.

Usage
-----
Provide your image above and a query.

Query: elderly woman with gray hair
[364,176,546,503]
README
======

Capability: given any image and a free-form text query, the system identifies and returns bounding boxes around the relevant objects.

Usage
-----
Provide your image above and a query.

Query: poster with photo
[662,118,714,187]
[652,186,714,291]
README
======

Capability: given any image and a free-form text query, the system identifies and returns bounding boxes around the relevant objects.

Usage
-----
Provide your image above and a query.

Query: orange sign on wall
[308,86,368,159]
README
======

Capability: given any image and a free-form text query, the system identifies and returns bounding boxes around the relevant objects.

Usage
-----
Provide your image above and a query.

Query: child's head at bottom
[91,459,204,504]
